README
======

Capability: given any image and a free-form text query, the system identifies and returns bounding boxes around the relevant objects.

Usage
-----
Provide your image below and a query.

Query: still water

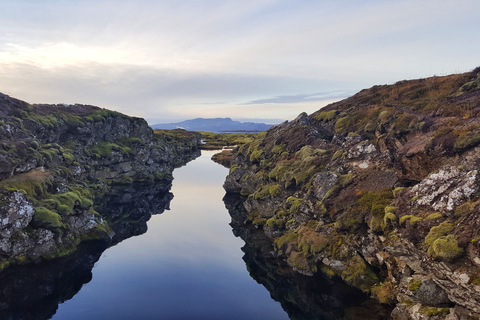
[51,150,289,320]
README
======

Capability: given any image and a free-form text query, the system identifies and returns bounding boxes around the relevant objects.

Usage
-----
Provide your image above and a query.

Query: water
[51,150,289,320]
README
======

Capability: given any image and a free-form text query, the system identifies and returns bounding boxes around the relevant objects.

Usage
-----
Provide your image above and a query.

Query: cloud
[0,0,479,123]
[244,91,352,105]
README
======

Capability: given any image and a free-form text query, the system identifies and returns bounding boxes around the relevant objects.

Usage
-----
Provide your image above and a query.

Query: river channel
[51,150,289,320]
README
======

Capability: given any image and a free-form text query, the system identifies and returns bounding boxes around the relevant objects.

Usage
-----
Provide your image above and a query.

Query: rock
[0,93,201,268]
[223,69,480,319]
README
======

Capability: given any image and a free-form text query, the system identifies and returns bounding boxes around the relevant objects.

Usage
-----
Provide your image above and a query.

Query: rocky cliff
[0,93,201,270]
[224,68,480,319]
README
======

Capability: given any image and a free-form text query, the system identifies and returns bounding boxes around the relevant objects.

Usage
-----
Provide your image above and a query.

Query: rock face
[224,68,480,319]
[0,93,201,269]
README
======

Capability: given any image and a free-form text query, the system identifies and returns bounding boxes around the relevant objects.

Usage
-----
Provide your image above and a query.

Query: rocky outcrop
[0,92,201,269]
[224,68,480,319]
[0,178,175,320]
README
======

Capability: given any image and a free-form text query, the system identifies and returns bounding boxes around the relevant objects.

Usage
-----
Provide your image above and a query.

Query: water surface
[51,150,289,320]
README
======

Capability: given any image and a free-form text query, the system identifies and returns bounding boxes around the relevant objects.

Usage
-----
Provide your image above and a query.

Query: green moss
[338,173,353,187]
[383,212,397,224]
[275,230,299,250]
[270,143,286,155]
[384,206,397,214]
[341,255,379,293]
[299,233,329,255]
[418,307,450,316]
[88,141,133,159]
[408,278,422,291]
[252,184,280,200]
[409,216,423,225]
[399,215,414,225]
[429,235,463,260]
[62,151,76,165]
[249,149,262,163]
[287,251,313,273]
[320,264,336,277]
[368,215,385,233]
[358,190,393,217]
[286,196,303,214]
[331,150,345,161]
[252,216,267,226]
[313,110,337,122]
[425,221,454,246]
[334,116,350,132]
[265,217,284,229]
[33,207,63,228]
[229,164,239,174]
[454,201,475,218]
[425,212,442,221]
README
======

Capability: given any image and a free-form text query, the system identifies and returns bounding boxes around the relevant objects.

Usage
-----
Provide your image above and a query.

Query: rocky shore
[0,93,201,270]
[224,68,480,319]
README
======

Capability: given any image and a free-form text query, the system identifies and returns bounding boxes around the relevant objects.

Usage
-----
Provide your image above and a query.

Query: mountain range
[150,118,273,132]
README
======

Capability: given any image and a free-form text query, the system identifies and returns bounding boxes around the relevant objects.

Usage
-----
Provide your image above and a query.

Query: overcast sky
[1,0,479,124]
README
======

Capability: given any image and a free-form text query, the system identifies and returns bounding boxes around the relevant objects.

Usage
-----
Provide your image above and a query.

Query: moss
[320,264,336,277]
[62,151,76,165]
[410,216,423,225]
[383,212,397,224]
[287,251,313,273]
[425,221,454,246]
[0,169,52,199]
[341,255,379,293]
[358,190,393,217]
[88,141,133,159]
[33,207,63,228]
[368,215,385,233]
[334,116,350,133]
[385,206,397,214]
[229,164,239,174]
[313,110,337,122]
[408,278,422,291]
[270,143,286,155]
[275,230,299,250]
[418,307,450,316]
[425,212,443,221]
[399,215,414,225]
[249,149,262,163]
[331,150,345,161]
[338,173,353,187]
[429,235,463,260]
[372,281,397,304]
[265,217,284,229]
[286,196,303,214]
[454,201,475,218]
[298,228,328,255]
[252,216,267,226]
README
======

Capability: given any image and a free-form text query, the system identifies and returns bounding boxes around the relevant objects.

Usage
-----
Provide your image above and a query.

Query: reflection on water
[50,150,287,320]
[224,194,394,320]
[0,150,392,320]
[0,180,174,320]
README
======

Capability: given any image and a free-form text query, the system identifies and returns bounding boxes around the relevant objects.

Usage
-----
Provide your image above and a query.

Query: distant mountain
[150,118,273,132]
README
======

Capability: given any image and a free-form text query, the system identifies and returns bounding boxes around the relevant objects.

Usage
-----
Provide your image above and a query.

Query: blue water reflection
[52,151,289,320]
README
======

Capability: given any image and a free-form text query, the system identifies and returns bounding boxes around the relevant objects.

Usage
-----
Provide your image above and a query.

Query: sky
[0,0,479,124]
